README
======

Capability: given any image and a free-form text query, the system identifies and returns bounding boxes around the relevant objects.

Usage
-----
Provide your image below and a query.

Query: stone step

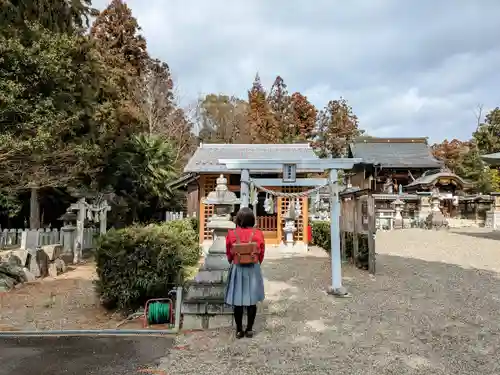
[192,269,229,283]
[182,301,233,315]
[182,314,234,330]
[184,284,226,300]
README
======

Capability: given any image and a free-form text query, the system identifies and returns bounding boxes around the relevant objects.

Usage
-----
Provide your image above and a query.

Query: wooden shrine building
[347,137,443,192]
[181,143,323,246]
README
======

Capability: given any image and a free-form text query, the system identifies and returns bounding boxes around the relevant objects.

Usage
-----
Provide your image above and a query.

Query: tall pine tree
[290,92,317,142]
[89,0,149,153]
[267,76,293,143]
[247,73,276,143]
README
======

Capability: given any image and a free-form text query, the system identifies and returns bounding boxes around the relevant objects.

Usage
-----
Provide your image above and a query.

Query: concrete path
[0,336,174,375]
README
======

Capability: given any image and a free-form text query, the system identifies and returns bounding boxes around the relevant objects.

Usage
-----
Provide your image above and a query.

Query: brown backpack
[231,228,259,265]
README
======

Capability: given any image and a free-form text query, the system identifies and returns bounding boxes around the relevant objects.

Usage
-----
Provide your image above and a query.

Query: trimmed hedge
[310,220,331,252]
[311,220,369,270]
[95,219,201,314]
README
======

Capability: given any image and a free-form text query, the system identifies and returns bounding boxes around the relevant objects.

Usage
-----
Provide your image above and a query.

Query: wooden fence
[339,191,376,274]
[165,211,196,222]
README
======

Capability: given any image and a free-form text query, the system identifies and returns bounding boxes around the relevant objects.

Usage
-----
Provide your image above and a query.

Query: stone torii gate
[219,157,361,297]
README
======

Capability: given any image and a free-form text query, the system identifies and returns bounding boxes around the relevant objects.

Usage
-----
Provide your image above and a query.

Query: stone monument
[391,197,404,229]
[485,192,500,230]
[417,192,432,223]
[181,175,240,330]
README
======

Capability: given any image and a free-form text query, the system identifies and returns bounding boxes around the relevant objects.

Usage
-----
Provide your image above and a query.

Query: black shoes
[235,330,254,339]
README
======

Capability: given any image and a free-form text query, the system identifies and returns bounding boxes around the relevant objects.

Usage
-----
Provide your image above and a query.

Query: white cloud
[94,0,500,143]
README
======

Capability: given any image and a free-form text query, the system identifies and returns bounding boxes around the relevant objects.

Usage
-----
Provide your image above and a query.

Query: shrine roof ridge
[349,137,442,168]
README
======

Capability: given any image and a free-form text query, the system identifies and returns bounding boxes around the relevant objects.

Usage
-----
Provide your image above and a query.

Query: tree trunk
[30,187,41,229]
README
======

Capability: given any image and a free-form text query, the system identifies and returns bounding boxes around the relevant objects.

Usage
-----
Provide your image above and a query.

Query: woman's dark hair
[235,207,255,228]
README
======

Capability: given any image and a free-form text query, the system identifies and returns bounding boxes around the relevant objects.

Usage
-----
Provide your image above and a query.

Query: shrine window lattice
[279,186,306,242]
[202,176,219,241]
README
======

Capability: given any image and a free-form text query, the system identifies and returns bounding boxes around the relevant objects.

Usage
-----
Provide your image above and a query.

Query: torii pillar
[218,158,361,297]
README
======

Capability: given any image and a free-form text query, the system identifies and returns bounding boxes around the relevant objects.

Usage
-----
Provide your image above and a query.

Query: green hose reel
[145,300,171,325]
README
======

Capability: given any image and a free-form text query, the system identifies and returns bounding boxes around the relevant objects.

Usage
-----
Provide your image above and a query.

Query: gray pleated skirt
[224,263,265,306]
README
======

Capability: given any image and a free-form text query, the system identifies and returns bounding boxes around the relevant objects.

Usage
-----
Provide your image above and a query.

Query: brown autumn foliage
[313,97,364,157]
[247,74,277,143]
[290,92,317,142]
[90,0,148,79]
[267,76,294,143]
[89,0,150,147]
[431,139,471,173]
[198,94,251,144]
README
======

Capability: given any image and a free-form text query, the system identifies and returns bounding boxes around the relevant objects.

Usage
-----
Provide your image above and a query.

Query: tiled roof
[405,170,472,188]
[168,172,199,189]
[481,152,500,166]
[349,137,442,168]
[184,143,321,173]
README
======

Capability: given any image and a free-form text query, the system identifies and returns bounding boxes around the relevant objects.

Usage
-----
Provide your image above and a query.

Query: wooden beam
[218,158,362,171]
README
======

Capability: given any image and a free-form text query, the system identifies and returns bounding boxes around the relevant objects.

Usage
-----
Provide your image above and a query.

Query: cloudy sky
[94,0,500,143]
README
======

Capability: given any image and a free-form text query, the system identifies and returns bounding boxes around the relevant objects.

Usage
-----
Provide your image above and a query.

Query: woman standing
[225,207,265,338]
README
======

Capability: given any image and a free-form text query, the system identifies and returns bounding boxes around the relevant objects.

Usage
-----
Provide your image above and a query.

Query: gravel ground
[160,228,500,375]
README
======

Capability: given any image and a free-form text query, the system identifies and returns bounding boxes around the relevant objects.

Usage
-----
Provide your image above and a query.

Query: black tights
[234,305,257,332]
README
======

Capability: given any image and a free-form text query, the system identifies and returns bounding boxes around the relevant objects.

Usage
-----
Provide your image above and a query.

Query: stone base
[182,314,234,330]
[182,301,233,315]
[278,242,308,254]
[426,211,448,229]
[326,286,351,298]
[393,218,403,230]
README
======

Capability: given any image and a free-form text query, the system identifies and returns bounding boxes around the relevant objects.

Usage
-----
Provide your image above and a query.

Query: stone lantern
[181,174,240,330]
[426,191,448,229]
[58,209,77,262]
[391,197,404,229]
[282,200,297,247]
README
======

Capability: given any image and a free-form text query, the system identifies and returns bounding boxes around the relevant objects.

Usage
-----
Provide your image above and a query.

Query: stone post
[240,169,250,208]
[182,175,240,330]
[391,197,404,229]
[58,210,76,264]
[69,198,86,264]
[99,200,111,235]
[486,193,500,230]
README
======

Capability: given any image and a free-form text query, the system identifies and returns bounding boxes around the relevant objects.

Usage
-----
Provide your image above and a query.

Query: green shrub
[311,221,331,253]
[188,216,199,239]
[94,218,201,314]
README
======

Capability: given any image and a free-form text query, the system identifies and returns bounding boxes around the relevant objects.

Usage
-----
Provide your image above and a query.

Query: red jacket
[226,227,265,264]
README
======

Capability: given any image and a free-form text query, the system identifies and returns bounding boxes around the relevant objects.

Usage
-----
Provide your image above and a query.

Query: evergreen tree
[290,92,317,142]
[267,76,293,143]
[1,0,96,36]
[91,0,148,89]
[247,73,276,143]
[473,107,500,154]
